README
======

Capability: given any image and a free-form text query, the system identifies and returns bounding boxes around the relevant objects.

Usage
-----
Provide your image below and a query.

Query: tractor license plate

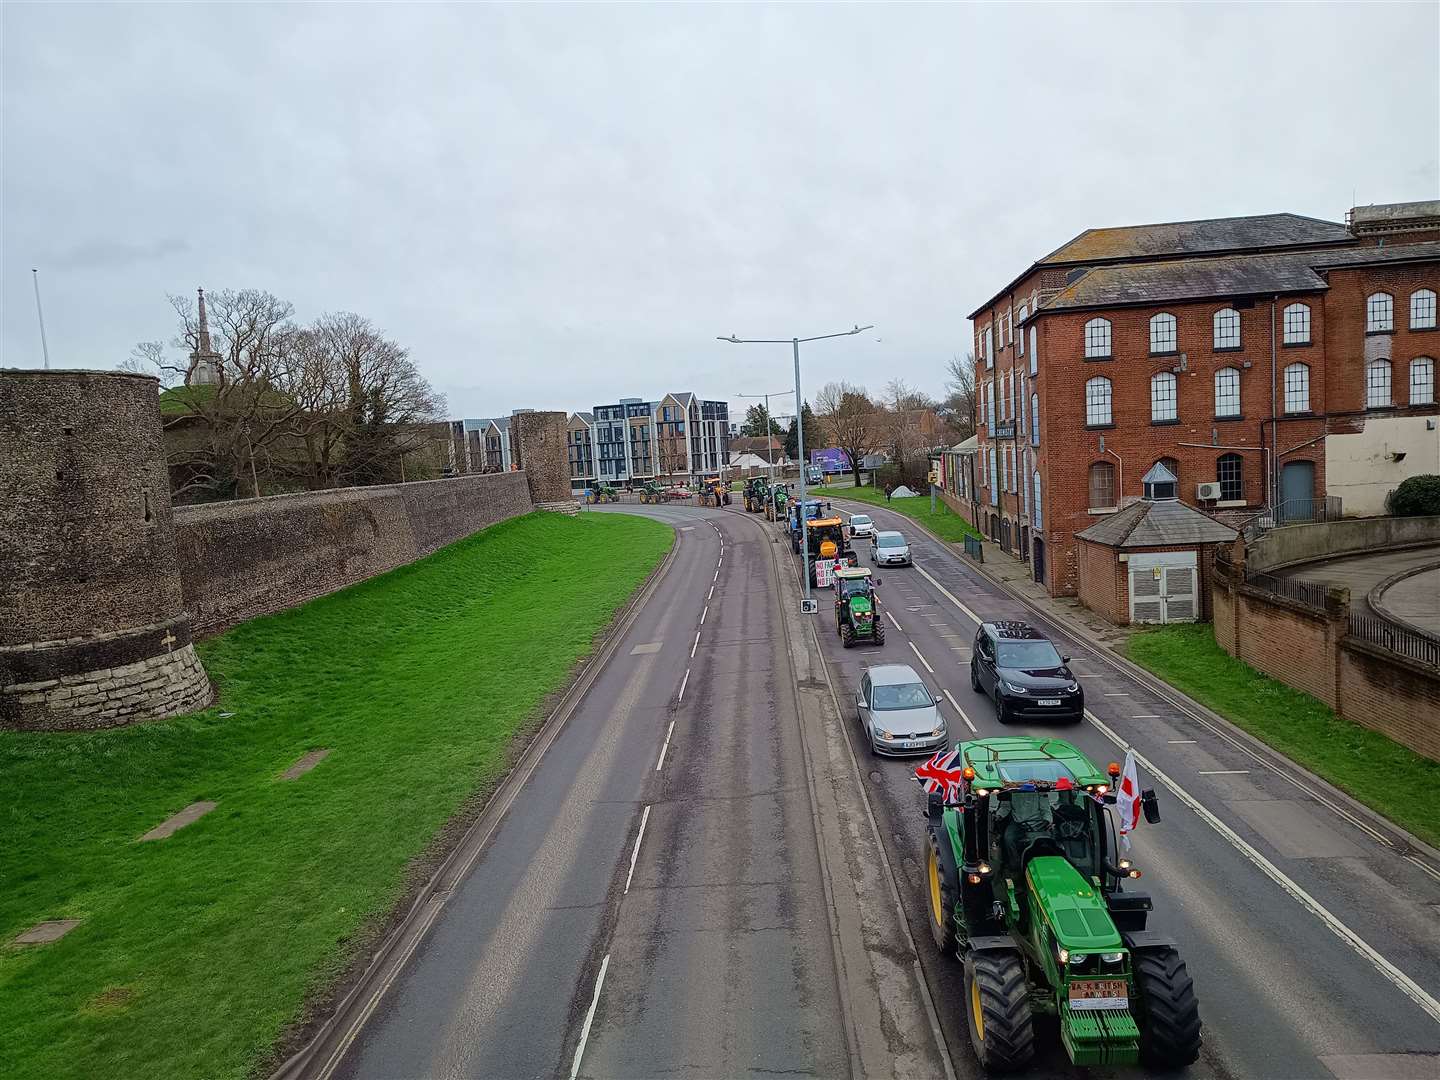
[1038,698,1062,707]
[1068,979,1128,1011]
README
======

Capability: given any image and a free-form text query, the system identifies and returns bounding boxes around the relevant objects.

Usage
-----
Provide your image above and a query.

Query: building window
[1411,357,1435,405]
[1029,325,1038,375]
[1283,303,1311,345]
[1151,371,1178,422]
[1085,376,1112,426]
[1159,457,1181,492]
[984,325,994,368]
[1213,308,1241,350]
[1283,362,1310,413]
[1030,393,1039,446]
[1366,359,1392,408]
[1017,306,1027,355]
[1149,312,1178,355]
[1088,461,1116,510]
[1084,318,1112,359]
[1217,453,1243,502]
[1004,445,1012,491]
[1411,289,1437,330]
[1032,471,1042,529]
[1214,367,1241,417]
[1366,292,1394,333]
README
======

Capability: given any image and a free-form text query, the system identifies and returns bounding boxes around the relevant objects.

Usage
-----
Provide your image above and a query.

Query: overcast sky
[4,3,1436,420]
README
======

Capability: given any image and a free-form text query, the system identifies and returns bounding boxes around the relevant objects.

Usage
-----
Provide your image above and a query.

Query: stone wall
[1247,514,1440,573]
[173,470,533,636]
[1,370,212,731]
[509,410,571,504]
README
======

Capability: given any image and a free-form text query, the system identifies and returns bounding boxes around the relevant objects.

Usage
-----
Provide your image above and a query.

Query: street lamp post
[735,388,794,488]
[719,325,873,608]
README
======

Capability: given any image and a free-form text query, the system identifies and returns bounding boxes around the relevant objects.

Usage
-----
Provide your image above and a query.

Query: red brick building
[968,201,1440,599]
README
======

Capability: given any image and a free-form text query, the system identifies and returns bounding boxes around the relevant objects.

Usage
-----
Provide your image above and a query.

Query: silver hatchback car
[855,663,947,756]
[871,530,911,566]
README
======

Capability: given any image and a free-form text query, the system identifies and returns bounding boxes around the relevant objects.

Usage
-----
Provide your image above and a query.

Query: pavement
[312,499,1440,1080]
[1282,544,1440,636]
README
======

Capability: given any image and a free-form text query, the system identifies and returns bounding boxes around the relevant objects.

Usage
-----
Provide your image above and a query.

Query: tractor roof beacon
[923,736,1201,1073]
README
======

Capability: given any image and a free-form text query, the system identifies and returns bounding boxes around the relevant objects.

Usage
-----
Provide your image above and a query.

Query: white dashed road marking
[570,954,610,1080]
[943,689,978,734]
[623,806,650,894]
[908,642,935,674]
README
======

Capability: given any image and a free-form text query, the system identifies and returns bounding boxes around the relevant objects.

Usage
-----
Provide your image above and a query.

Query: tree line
[124,289,446,502]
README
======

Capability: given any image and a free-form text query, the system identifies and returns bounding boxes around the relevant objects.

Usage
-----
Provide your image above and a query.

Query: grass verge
[0,511,672,1080]
[1124,624,1440,848]
[830,484,981,543]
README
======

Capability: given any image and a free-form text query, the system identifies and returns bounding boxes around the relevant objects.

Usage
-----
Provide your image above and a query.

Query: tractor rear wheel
[963,951,1035,1073]
[1134,947,1202,1068]
[925,829,959,955]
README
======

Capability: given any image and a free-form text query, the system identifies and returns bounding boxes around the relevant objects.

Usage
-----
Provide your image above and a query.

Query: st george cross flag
[1115,750,1142,850]
[914,748,964,802]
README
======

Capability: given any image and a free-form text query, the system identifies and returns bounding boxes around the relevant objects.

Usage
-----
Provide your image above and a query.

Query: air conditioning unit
[1196,482,1222,501]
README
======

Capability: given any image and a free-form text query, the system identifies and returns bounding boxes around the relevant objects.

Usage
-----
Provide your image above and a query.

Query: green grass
[0,511,672,1080]
[1124,624,1440,848]
[832,484,981,543]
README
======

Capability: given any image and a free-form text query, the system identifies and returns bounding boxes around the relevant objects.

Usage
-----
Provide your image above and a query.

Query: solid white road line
[691,632,700,658]
[1199,770,1250,775]
[943,689,978,734]
[701,605,708,625]
[912,562,982,625]
[1134,714,1161,718]
[678,668,690,703]
[570,953,610,1080]
[1167,739,1197,744]
[1084,709,1440,1026]
[1104,693,1131,697]
[623,805,651,894]
[656,719,676,771]
[886,611,904,631]
[908,641,935,674]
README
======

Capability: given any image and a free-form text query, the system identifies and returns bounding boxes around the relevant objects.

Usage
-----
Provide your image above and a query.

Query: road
[816,497,1440,1080]
[332,504,871,1079]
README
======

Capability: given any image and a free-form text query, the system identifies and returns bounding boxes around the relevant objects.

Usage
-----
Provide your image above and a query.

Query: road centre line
[908,641,935,674]
[708,585,714,600]
[701,605,708,625]
[713,569,718,582]
[1134,714,1161,718]
[1104,693,1131,697]
[1199,770,1250,775]
[1083,709,1440,1026]
[656,720,676,771]
[691,632,700,658]
[569,953,610,1080]
[1167,739,1197,744]
[912,563,983,625]
[623,806,651,894]
[943,689,978,734]
[886,611,903,631]
[678,668,690,703]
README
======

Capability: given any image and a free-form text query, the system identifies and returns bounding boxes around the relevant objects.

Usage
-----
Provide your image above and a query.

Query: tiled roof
[1076,499,1238,549]
[1044,240,1440,312]
[1041,213,1352,265]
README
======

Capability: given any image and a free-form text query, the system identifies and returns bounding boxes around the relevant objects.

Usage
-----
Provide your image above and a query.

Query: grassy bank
[1124,624,1440,848]
[0,512,672,1080]
[831,484,981,543]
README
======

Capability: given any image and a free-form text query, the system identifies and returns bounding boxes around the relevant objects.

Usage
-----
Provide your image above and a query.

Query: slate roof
[1075,499,1238,549]
[1040,213,1352,265]
[668,391,695,407]
[572,411,594,425]
[1044,240,1440,312]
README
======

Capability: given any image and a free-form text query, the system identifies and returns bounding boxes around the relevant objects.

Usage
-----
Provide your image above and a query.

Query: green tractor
[922,738,1200,1072]
[638,481,664,504]
[834,566,884,647]
[743,476,769,513]
[766,484,789,522]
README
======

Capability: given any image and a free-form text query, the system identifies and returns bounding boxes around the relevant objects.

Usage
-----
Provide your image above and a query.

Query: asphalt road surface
[335,505,853,1080]
[816,497,1440,1080]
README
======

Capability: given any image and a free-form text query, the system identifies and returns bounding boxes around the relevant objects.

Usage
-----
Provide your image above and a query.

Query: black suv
[970,621,1083,724]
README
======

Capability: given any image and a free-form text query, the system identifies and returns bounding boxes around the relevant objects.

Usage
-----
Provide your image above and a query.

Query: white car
[871,530,912,566]
[848,513,876,540]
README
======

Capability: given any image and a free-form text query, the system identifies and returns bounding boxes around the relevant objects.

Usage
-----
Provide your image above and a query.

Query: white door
[1128,552,1199,624]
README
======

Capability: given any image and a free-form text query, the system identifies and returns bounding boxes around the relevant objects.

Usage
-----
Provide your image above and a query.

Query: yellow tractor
[699,476,732,507]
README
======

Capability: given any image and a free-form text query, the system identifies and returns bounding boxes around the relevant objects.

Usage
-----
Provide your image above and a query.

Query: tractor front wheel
[841,624,853,649]
[925,830,959,955]
[1135,947,1202,1068]
[874,622,886,645]
[963,951,1036,1074]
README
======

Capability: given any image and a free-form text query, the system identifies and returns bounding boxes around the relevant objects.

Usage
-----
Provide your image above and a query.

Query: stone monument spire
[188,287,223,386]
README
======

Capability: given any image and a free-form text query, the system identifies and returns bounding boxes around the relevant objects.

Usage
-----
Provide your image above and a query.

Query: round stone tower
[0,369,212,730]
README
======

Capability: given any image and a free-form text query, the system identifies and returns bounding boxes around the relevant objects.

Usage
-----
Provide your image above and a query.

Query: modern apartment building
[966,201,1440,597]
[568,393,731,490]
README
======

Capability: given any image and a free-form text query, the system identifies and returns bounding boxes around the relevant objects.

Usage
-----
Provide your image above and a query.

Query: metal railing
[1348,613,1440,668]
[1241,496,1343,541]
[1241,569,1329,610]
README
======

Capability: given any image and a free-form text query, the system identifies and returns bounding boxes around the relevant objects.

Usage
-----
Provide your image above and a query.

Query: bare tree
[815,380,876,488]
[941,354,976,441]
[879,379,938,487]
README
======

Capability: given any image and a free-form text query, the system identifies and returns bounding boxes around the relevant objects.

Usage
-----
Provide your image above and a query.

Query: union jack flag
[914,748,964,802]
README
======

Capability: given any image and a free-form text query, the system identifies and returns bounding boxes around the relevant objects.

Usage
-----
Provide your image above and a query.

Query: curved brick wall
[0,370,212,730]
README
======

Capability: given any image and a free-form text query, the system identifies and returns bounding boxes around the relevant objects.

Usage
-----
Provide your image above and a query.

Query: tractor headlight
[1057,948,1069,964]
[1101,952,1124,964]
[1068,953,1088,966]
[977,862,991,875]
[1003,681,1029,695]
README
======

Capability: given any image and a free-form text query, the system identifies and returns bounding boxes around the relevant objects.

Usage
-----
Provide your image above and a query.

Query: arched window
[1151,371,1178,422]
[1214,367,1241,417]
[1411,289,1437,330]
[1017,305,1028,355]
[1213,308,1241,350]
[1084,318,1112,359]
[1366,358,1392,408]
[1085,376,1112,426]
[1030,392,1040,446]
[1366,292,1394,333]
[1088,461,1117,510]
[1150,312,1178,354]
[1283,362,1310,414]
[1217,453,1243,502]
[1032,471,1042,528]
[1411,357,1435,405]
[1283,303,1311,345]
[1159,457,1181,493]
[1029,325,1038,375]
